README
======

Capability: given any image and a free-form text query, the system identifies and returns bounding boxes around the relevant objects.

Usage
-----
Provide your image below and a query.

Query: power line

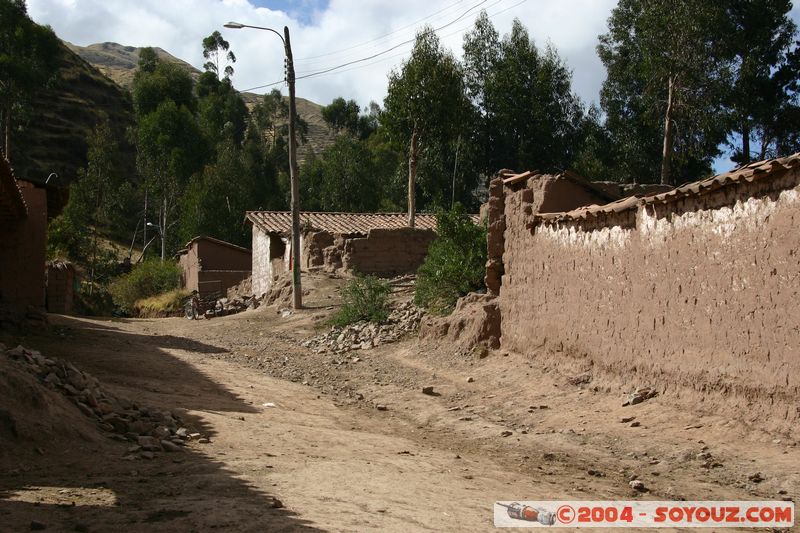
[294,0,469,62]
[237,0,526,93]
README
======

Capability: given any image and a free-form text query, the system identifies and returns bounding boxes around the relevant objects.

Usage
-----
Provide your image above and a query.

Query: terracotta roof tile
[246,211,479,235]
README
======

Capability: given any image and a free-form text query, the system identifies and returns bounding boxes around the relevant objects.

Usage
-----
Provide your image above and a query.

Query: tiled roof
[0,155,27,223]
[246,211,479,235]
[535,153,800,223]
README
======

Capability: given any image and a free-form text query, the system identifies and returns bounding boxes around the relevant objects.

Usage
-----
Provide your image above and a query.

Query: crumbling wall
[251,229,271,297]
[498,167,800,431]
[343,228,436,276]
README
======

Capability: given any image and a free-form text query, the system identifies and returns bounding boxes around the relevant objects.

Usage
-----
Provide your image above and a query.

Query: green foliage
[196,72,248,145]
[132,59,195,116]
[321,97,376,139]
[415,204,487,315]
[301,134,389,212]
[0,0,60,157]
[382,27,476,211]
[597,0,733,183]
[463,15,584,178]
[202,30,236,79]
[331,275,391,326]
[109,259,182,314]
[48,121,130,284]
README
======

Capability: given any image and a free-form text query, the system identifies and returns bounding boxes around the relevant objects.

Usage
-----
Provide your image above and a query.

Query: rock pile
[3,344,197,458]
[302,301,425,354]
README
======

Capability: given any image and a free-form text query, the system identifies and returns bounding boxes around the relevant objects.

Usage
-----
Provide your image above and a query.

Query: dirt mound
[0,344,198,463]
[419,293,500,354]
[0,346,102,463]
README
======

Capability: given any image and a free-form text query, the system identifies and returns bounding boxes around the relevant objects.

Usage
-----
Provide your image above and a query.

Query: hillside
[11,41,136,186]
[68,42,336,160]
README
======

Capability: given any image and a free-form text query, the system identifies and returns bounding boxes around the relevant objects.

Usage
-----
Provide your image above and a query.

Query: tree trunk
[160,196,167,262]
[3,104,10,160]
[408,127,418,228]
[741,122,751,164]
[660,75,675,186]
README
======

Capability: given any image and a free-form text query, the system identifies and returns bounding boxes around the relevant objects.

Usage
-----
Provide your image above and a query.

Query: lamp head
[224,21,245,29]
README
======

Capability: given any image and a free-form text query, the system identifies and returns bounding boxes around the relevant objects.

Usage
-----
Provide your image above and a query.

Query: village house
[0,156,48,326]
[177,236,252,298]
[245,211,471,297]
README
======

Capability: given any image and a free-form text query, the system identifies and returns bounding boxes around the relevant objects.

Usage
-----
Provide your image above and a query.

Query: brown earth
[0,273,797,532]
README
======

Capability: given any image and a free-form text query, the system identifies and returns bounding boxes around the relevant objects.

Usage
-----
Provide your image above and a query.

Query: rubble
[622,387,658,406]
[301,302,425,354]
[2,344,198,458]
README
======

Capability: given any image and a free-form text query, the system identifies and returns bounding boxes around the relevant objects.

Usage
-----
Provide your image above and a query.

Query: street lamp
[225,21,302,310]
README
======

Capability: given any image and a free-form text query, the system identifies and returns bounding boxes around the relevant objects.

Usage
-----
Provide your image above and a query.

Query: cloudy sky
[24,0,800,170]
[27,0,622,108]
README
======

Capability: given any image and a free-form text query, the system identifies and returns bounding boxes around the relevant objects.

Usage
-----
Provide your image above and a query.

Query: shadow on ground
[0,315,325,532]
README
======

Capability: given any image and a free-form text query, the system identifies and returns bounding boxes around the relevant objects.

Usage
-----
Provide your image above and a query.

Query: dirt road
[1,286,797,531]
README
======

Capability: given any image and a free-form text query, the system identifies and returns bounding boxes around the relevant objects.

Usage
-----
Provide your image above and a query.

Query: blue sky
[251,0,329,25]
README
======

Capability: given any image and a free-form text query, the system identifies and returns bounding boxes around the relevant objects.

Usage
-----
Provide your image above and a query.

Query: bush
[331,275,391,326]
[109,259,182,314]
[415,204,487,315]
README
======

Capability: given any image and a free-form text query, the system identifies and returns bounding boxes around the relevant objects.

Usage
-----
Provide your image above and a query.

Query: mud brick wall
[46,264,75,314]
[343,228,436,276]
[498,168,800,430]
[251,231,289,297]
[0,182,47,322]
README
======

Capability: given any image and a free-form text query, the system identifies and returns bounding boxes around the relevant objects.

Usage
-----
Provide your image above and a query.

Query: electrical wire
[238,0,526,93]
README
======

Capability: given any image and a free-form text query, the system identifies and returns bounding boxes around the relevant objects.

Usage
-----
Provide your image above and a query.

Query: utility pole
[284,26,302,309]
[224,21,303,309]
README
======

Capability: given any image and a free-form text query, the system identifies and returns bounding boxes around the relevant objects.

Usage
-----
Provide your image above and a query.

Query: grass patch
[330,275,391,326]
[134,289,190,318]
[109,259,182,314]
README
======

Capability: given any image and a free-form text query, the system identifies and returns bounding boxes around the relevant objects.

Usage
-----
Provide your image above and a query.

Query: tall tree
[48,121,130,285]
[136,101,207,259]
[383,27,471,225]
[598,0,731,184]
[196,71,248,146]
[0,0,59,159]
[724,0,798,163]
[202,30,236,80]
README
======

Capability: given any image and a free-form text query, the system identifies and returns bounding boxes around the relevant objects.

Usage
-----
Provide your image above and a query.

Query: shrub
[415,204,487,315]
[331,275,391,326]
[109,259,182,314]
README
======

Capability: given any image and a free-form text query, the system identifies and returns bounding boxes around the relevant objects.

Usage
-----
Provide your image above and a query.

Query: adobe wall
[343,228,436,276]
[251,230,289,297]
[179,246,200,291]
[46,263,75,314]
[196,240,251,271]
[0,182,47,324]
[497,167,800,432]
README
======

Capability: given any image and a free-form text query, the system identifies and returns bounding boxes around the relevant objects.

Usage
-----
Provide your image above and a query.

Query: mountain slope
[68,41,336,159]
[11,41,136,186]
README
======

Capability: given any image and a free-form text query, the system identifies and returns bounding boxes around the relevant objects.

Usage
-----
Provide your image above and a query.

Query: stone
[375,404,388,411]
[621,416,636,423]
[30,520,46,530]
[137,436,162,451]
[748,472,765,483]
[160,440,184,453]
[152,426,171,440]
[75,402,96,419]
[629,480,646,492]
[500,430,513,437]
[630,421,641,428]
[421,386,435,395]
[466,377,474,383]
[139,451,155,460]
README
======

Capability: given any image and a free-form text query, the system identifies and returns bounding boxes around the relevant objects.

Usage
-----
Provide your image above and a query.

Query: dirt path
[1,291,797,531]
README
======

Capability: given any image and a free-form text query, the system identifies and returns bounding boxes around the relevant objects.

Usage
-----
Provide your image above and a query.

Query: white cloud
[25,0,799,116]
[26,0,618,109]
